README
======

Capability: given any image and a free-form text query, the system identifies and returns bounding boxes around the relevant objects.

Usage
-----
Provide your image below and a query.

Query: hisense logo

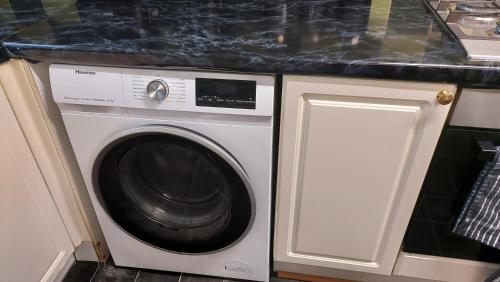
[75,69,96,75]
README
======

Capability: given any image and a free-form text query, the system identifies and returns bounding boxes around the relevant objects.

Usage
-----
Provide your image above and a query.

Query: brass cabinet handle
[437,90,454,105]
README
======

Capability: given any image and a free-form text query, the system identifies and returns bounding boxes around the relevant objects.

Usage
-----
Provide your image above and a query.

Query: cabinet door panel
[274,76,455,274]
[295,94,421,262]
[0,85,74,282]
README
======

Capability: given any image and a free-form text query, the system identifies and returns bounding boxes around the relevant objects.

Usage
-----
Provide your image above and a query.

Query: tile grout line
[89,262,100,282]
[134,270,140,282]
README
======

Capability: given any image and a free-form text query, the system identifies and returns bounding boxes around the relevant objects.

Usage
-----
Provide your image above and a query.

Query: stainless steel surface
[456,2,500,13]
[146,80,169,101]
[450,88,500,129]
[447,12,499,37]
[460,39,500,60]
[426,0,500,61]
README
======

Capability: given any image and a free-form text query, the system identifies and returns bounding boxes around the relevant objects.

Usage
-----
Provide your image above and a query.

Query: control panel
[50,64,274,117]
[122,69,191,110]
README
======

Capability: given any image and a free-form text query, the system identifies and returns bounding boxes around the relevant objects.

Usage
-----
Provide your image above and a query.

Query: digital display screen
[196,78,256,109]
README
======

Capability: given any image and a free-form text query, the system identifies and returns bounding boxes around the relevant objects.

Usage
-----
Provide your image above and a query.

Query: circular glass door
[93,126,254,253]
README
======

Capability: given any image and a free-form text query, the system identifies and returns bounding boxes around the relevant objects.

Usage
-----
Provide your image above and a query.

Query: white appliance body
[49,64,275,281]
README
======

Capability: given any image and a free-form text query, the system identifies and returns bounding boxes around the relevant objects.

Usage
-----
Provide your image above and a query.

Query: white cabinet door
[0,85,74,282]
[274,75,456,275]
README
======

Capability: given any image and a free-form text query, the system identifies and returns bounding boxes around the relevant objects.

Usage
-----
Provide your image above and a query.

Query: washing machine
[49,64,275,281]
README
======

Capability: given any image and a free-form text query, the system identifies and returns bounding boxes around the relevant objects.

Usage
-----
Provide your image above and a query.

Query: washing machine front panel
[94,126,255,254]
[50,64,274,281]
[59,112,272,281]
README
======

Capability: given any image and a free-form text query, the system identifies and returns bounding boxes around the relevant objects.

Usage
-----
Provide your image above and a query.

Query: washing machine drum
[94,128,253,253]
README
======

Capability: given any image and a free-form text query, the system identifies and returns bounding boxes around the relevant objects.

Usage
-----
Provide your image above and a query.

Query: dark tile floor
[63,260,301,282]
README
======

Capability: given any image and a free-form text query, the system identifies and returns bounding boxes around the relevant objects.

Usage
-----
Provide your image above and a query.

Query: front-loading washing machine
[49,64,275,281]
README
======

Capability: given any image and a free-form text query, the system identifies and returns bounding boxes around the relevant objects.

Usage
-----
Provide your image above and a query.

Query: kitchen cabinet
[273,75,456,276]
[0,59,107,262]
[0,63,74,281]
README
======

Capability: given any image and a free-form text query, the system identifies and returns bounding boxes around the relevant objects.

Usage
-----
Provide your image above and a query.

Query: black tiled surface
[64,260,302,282]
[92,262,138,282]
[63,261,98,282]
[433,222,483,260]
[412,197,429,220]
[404,219,440,256]
[404,127,500,263]
[137,269,180,282]
[424,195,455,222]
[181,273,223,282]
[423,171,457,197]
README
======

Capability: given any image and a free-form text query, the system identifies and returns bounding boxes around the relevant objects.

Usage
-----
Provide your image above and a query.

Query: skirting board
[277,271,354,282]
[74,241,99,262]
[393,252,500,282]
[54,255,76,282]
[274,261,433,282]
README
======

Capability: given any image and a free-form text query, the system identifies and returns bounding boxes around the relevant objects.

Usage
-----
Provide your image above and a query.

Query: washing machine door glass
[94,126,253,253]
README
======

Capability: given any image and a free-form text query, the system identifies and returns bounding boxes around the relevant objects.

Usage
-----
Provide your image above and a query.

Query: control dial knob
[147,80,169,102]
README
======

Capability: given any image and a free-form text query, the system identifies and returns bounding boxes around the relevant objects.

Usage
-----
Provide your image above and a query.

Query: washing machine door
[93,126,254,253]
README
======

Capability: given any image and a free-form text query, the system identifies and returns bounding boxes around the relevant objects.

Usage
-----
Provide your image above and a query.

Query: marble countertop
[0,0,74,61]
[1,0,499,87]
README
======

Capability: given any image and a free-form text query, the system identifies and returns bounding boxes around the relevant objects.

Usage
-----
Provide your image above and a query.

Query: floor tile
[136,269,180,282]
[223,275,302,282]
[63,261,99,282]
[64,260,295,282]
[181,273,223,282]
[91,262,138,282]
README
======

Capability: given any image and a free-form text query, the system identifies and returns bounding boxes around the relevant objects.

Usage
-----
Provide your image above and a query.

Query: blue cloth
[453,147,500,250]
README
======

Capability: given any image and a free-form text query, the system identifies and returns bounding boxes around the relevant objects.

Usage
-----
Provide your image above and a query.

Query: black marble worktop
[1,0,499,87]
[0,0,74,61]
